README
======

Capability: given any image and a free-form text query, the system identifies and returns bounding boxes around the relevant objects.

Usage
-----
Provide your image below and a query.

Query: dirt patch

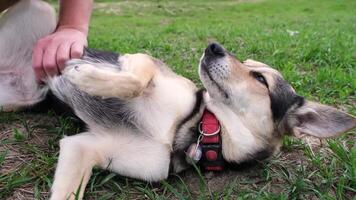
[0,114,59,200]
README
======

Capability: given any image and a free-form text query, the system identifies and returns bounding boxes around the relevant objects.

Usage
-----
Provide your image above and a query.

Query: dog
[1,1,355,200]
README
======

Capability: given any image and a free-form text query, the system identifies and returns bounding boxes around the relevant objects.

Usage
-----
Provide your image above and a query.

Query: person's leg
[0,0,56,111]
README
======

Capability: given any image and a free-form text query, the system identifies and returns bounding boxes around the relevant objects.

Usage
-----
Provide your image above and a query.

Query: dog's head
[199,43,355,163]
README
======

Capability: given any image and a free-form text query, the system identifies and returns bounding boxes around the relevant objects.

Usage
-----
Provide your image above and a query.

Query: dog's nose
[205,43,225,57]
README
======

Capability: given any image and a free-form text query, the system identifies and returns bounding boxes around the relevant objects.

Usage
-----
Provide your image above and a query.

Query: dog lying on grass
[1,1,355,200]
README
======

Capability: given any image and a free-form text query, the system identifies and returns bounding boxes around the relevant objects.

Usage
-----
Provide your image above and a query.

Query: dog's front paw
[65,64,107,95]
[64,63,143,99]
[66,63,98,80]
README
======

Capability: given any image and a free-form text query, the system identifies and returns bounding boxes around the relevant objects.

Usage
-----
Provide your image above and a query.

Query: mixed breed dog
[1,0,355,200]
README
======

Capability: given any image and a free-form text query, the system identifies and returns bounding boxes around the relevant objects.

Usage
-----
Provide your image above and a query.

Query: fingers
[33,41,84,81]
[32,42,46,82]
[32,38,60,81]
[56,42,72,71]
[70,42,84,59]
[32,28,87,81]
[42,44,59,78]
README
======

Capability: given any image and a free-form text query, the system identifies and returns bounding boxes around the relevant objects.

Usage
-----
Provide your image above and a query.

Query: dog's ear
[243,59,269,68]
[286,101,355,138]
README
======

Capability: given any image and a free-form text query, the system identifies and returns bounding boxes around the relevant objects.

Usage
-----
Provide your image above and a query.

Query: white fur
[205,93,264,162]
[65,63,143,99]
[51,130,171,200]
[49,57,197,199]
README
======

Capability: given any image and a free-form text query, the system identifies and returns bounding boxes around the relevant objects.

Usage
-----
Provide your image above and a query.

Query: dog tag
[186,143,202,165]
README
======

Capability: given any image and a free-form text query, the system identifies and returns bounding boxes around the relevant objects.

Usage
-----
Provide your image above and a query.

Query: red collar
[198,109,224,171]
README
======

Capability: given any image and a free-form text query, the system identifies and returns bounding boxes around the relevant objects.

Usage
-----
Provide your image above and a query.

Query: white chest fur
[131,73,197,146]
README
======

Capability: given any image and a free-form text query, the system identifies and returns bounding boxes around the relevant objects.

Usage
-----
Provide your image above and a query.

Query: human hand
[32,27,88,82]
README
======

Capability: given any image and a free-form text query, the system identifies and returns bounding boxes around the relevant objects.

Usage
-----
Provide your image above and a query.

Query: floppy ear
[286,101,355,138]
[243,59,269,68]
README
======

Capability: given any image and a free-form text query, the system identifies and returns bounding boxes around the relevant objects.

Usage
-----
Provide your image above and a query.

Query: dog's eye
[251,72,268,88]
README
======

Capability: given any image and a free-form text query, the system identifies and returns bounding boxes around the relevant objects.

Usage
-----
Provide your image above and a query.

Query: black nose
[205,43,225,57]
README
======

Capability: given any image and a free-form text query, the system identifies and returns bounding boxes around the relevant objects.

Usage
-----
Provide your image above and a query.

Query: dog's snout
[205,43,225,57]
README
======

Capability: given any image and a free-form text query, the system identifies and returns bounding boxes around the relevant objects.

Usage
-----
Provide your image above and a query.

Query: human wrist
[56,24,89,36]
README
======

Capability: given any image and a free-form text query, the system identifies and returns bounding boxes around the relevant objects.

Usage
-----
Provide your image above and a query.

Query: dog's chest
[133,74,197,144]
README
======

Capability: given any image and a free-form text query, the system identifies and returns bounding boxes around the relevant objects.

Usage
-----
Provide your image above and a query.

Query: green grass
[1,0,355,199]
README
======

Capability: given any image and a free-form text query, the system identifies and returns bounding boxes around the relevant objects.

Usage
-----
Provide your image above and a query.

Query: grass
[1,0,355,199]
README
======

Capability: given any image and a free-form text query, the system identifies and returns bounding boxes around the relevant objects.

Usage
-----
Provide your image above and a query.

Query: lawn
[0,0,355,199]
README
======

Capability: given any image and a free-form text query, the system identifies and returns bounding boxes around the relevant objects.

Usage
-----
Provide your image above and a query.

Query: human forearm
[32,0,93,81]
[57,0,93,35]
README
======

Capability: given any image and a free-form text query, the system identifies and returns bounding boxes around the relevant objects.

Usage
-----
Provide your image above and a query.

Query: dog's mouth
[199,43,230,98]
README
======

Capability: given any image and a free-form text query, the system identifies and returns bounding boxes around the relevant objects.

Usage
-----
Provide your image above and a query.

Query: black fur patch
[269,76,304,121]
[175,89,205,132]
[83,48,120,65]
[72,88,138,129]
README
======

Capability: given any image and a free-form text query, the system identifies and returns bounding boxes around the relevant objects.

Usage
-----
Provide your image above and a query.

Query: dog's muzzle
[205,43,225,58]
[203,43,225,64]
[201,43,226,71]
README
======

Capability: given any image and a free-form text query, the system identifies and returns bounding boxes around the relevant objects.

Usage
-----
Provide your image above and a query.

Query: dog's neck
[171,89,274,173]
[203,91,276,163]
[172,89,226,172]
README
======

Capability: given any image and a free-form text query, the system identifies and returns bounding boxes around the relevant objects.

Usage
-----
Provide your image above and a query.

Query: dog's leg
[65,54,156,99]
[65,64,146,99]
[51,130,172,200]
[50,133,104,200]
[104,133,171,182]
